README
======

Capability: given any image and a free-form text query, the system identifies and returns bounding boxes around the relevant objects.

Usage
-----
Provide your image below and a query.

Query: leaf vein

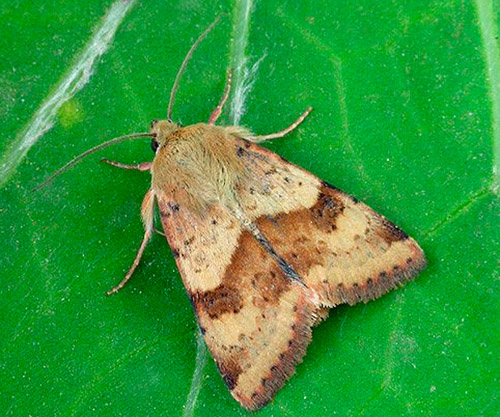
[229,0,256,124]
[183,330,208,417]
[0,0,136,188]
[474,0,500,195]
[422,186,491,239]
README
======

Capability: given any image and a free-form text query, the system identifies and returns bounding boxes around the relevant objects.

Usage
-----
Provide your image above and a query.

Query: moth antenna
[166,16,220,121]
[33,132,155,192]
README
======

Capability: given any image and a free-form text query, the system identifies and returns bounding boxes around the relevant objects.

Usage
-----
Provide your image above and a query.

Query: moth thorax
[152,127,245,212]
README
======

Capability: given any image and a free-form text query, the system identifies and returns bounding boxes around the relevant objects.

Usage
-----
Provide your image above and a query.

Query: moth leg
[208,69,232,125]
[154,227,165,237]
[107,190,155,295]
[101,159,152,171]
[250,106,313,143]
[106,229,152,295]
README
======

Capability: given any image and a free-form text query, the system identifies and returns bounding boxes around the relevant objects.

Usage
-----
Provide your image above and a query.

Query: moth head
[149,119,179,152]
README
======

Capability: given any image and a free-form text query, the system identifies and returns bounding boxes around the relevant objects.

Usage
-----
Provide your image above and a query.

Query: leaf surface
[1,1,498,416]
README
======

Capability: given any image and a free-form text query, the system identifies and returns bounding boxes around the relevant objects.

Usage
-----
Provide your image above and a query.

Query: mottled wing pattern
[232,137,426,308]
[156,193,318,410]
[155,132,425,410]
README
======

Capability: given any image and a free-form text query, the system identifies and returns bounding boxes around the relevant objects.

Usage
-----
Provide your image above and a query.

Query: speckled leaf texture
[1,1,498,416]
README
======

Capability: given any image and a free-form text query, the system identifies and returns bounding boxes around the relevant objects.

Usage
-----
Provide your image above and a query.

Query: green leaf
[1,0,498,416]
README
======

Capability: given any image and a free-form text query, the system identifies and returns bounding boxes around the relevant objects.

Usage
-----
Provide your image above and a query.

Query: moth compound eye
[151,138,159,153]
[150,119,159,129]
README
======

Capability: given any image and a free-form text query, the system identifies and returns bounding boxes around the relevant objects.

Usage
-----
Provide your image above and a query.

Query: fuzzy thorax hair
[151,122,252,213]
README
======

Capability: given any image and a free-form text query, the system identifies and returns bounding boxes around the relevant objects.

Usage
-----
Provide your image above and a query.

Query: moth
[42,19,426,411]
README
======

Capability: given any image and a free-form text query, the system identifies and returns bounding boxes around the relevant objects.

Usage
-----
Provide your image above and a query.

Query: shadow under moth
[41,19,426,411]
